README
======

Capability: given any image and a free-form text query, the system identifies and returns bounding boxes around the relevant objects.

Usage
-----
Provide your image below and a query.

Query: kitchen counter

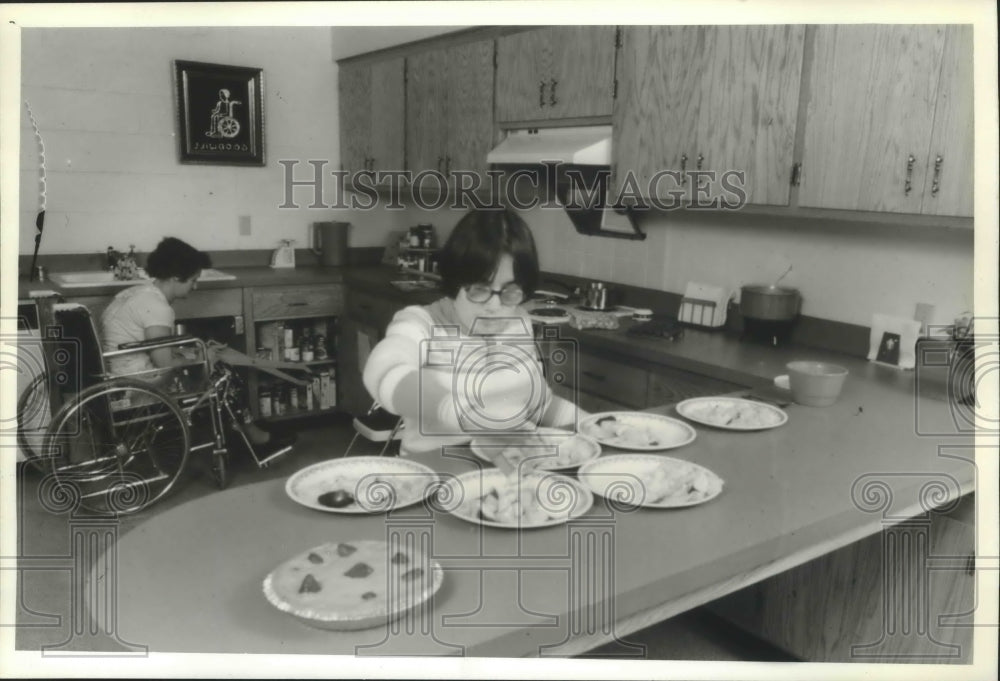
[17,265,346,298]
[87,350,975,657]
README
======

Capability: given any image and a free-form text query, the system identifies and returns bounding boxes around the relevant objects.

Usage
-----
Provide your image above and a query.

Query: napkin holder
[678,282,728,329]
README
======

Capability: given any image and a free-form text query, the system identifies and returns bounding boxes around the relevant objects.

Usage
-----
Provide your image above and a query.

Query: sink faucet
[106,246,121,270]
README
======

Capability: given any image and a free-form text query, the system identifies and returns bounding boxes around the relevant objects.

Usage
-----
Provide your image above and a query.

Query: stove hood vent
[486,126,611,165]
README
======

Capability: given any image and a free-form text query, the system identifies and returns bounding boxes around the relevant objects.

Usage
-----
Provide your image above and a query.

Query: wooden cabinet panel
[369,58,406,173]
[696,25,805,206]
[406,48,449,176]
[252,285,343,320]
[799,25,946,213]
[614,25,803,206]
[338,62,371,176]
[446,39,496,184]
[708,508,975,662]
[345,289,400,331]
[337,316,381,417]
[496,30,550,123]
[920,25,973,217]
[566,351,647,409]
[547,26,616,120]
[646,365,746,406]
[613,26,702,197]
[497,26,615,123]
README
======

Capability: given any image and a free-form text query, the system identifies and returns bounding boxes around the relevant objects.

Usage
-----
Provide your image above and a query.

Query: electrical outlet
[238,215,252,236]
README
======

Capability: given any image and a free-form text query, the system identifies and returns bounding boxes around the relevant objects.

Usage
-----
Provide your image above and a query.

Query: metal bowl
[740,285,801,321]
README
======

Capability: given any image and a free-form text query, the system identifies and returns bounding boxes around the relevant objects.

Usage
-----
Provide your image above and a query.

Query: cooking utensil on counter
[583,281,611,311]
[740,284,802,345]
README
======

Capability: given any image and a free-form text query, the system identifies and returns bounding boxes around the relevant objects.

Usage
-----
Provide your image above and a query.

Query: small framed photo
[876,331,902,366]
[174,60,264,165]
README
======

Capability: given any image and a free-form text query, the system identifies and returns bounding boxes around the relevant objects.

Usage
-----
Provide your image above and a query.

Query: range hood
[486,126,612,165]
[486,126,645,240]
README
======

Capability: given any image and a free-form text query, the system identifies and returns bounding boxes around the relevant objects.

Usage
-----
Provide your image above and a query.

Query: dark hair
[438,208,539,299]
[145,237,212,281]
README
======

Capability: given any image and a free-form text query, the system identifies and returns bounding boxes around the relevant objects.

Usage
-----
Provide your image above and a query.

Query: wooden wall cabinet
[613,26,805,207]
[406,40,495,186]
[496,26,616,123]
[798,25,973,217]
[338,58,405,177]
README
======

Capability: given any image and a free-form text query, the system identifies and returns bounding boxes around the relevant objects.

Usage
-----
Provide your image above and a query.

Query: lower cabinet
[338,288,406,416]
[706,500,976,663]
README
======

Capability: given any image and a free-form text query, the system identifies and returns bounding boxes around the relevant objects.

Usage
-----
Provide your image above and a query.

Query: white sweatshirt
[362,297,579,455]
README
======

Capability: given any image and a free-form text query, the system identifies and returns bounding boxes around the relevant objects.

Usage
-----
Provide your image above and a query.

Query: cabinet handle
[680,153,688,185]
[288,302,308,307]
[437,156,445,173]
[582,370,606,382]
[790,162,802,187]
[549,78,558,106]
[445,156,451,176]
[539,80,547,108]
[904,154,915,195]
[931,155,943,196]
[696,153,704,171]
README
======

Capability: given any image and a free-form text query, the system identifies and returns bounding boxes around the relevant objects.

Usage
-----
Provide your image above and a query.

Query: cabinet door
[369,58,406,174]
[496,29,551,123]
[695,25,805,207]
[337,316,381,417]
[546,26,616,120]
[646,365,746,406]
[338,62,371,176]
[613,26,704,198]
[798,25,946,213]
[921,25,973,217]
[445,39,496,186]
[406,47,449,175]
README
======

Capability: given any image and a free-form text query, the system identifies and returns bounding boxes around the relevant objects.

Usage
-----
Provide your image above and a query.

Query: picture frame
[174,60,265,166]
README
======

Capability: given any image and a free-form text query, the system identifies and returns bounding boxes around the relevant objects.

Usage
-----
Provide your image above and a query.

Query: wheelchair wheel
[16,373,50,470]
[41,378,190,516]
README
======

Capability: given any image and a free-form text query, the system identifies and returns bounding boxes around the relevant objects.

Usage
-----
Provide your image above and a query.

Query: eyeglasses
[464,282,525,306]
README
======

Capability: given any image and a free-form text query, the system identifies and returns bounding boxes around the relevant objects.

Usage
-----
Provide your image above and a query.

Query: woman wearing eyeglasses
[363,207,584,456]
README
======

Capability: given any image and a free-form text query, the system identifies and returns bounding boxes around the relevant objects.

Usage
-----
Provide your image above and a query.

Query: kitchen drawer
[568,351,648,410]
[346,289,401,330]
[646,365,746,405]
[252,285,342,320]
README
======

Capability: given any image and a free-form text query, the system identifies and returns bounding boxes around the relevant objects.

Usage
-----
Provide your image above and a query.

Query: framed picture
[174,60,265,165]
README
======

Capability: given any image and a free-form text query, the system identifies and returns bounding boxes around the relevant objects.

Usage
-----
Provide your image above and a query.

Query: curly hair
[145,237,212,281]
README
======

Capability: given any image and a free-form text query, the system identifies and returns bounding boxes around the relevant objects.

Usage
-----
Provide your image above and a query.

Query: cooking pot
[740,285,801,321]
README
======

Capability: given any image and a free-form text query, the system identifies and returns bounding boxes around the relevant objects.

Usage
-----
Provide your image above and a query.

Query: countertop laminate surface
[90,354,975,656]
[18,265,346,298]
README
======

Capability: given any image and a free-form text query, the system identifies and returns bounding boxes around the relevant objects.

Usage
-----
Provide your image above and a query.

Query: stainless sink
[49,268,236,288]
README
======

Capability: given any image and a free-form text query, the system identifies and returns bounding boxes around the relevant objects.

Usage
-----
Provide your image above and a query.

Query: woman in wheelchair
[100,237,293,456]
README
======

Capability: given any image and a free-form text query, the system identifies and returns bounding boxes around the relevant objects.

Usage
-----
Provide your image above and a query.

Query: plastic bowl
[777,361,849,407]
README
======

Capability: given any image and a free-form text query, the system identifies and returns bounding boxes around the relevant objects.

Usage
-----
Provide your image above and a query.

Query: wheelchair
[16,294,293,516]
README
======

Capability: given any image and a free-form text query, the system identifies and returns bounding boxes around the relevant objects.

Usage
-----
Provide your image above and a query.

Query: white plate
[577,454,724,509]
[469,427,602,471]
[675,396,788,431]
[285,457,441,514]
[262,539,443,631]
[578,412,697,451]
[439,469,593,529]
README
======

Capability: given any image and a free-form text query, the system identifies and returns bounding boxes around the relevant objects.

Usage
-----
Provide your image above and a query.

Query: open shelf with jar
[246,284,345,422]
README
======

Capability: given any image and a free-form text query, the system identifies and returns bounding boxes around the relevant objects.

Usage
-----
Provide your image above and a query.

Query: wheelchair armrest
[117,334,198,351]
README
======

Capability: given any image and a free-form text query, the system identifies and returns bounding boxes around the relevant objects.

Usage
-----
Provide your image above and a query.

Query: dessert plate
[439,469,593,529]
[579,412,697,451]
[675,396,788,431]
[286,456,440,514]
[577,454,724,509]
[469,427,601,471]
